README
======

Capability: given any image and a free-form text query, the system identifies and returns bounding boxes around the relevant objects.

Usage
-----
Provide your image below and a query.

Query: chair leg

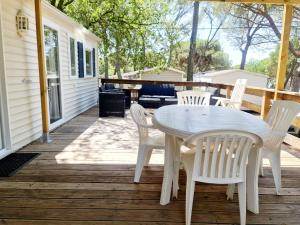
[238,182,246,225]
[185,172,195,225]
[226,184,235,200]
[269,151,281,195]
[134,146,149,183]
[144,149,153,166]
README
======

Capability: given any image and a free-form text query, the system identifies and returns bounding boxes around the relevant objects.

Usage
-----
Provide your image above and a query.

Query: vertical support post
[260,91,272,119]
[35,0,50,143]
[274,4,293,99]
[226,86,231,99]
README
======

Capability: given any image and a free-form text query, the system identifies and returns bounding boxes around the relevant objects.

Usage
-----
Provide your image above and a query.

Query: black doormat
[0,153,39,177]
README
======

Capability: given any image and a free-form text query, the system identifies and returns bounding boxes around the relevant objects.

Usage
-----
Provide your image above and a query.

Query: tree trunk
[104,46,109,79]
[142,35,146,69]
[187,1,200,83]
[167,42,173,67]
[289,63,300,92]
[240,42,250,70]
[115,39,122,79]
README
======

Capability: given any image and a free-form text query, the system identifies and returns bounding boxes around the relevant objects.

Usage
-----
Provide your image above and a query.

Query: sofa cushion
[140,84,175,97]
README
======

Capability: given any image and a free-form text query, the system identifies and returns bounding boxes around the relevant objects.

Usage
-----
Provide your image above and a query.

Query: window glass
[69,38,76,77]
[85,49,92,76]
[44,26,59,77]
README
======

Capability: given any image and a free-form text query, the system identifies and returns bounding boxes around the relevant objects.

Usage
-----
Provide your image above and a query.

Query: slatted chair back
[266,100,300,133]
[230,79,247,109]
[130,104,149,140]
[184,130,262,184]
[177,91,211,106]
[264,100,300,148]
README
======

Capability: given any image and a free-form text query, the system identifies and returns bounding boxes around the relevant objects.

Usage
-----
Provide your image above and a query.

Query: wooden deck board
[0,106,298,225]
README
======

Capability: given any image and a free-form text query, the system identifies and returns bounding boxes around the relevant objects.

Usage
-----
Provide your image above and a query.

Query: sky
[218,31,275,66]
[179,5,280,67]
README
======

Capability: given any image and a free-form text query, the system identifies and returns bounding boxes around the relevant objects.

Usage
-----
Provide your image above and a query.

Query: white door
[44,25,62,126]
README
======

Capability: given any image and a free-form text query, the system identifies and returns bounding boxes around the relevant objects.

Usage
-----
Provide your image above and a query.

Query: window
[69,37,77,77]
[85,49,92,76]
[44,25,59,78]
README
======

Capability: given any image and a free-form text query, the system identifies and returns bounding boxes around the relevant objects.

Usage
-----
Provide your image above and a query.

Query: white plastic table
[152,105,272,214]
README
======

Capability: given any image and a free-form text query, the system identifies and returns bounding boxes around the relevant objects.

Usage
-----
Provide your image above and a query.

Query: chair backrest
[184,130,262,184]
[139,84,175,97]
[266,100,300,133]
[230,79,247,109]
[130,104,149,140]
[177,91,211,106]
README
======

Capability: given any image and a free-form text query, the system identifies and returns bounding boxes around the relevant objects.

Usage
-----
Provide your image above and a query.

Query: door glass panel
[0,110,3,150]
[44,25,62,124]
[48,78,62,124]
[44,26,59,78]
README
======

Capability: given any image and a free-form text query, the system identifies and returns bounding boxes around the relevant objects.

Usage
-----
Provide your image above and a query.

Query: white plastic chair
[213,79,247,110]
[130,104,165,183]
[181,130,262,225]
[261,100,300,194]
[177,91,211,106]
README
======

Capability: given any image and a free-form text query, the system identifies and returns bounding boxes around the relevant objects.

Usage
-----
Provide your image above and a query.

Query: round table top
[152,105,271,139]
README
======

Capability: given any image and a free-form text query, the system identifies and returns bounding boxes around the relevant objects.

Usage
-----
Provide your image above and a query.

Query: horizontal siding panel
[7,96,40,108]
[10,115,41,131]
[10,109,41,124]
[12,130,42,151]
[9,104,41,116]
[6,83,41,92]
[64,101,97,120]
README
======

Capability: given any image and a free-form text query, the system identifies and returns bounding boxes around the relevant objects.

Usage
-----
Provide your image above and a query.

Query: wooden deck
[0,106,299,225]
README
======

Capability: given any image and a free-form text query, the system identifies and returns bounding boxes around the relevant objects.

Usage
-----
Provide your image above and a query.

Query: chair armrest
[212,96,229,101]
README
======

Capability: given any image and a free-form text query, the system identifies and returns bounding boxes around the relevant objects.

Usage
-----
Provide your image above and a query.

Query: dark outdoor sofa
[99,84,131,117]
[138,84,178,108]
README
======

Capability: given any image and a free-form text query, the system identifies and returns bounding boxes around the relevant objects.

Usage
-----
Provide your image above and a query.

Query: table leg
[246,149,261,214]
[160,134,175,205]
[172,137,181,199]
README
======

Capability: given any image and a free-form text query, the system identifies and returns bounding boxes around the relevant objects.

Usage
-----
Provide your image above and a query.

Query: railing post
[261,91,272,119]
[274,4,293,99]
[226,86,231,99]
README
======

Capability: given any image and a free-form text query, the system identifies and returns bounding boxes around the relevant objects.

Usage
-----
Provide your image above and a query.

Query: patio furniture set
[129,79,300,225]
[99,82,224,117]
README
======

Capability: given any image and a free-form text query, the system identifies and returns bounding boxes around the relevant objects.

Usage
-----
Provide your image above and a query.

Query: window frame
[68,36,78,79]
[84,45,93,78]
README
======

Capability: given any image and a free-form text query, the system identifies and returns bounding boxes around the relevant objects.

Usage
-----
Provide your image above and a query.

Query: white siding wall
[1,0,99,151]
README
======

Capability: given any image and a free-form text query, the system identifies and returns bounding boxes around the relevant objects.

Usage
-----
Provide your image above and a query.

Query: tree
[65,0,167,78]
[239,4,300,91]
[48,0,75,12]
[187,1,200,81]
[225,5,276,69]
[163,0,191,67]
[174,40,231,73]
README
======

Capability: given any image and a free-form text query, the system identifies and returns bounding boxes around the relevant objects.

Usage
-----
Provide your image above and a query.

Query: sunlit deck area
[0,106,298,225]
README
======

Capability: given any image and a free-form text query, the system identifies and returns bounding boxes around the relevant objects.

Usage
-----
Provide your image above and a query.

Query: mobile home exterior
[0,0,100,158]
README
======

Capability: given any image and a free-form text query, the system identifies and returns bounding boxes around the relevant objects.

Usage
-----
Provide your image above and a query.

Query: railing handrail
[100,78,300,122]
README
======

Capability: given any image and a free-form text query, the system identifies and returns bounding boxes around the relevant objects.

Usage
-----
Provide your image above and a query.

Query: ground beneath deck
[0,106,299,225]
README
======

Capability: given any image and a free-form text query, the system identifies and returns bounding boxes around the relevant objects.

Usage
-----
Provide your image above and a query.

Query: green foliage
[60,0,169,77]
[172,40,231,73]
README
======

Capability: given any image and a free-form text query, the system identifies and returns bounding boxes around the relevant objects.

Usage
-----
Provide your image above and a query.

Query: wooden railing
[101,78,300,128]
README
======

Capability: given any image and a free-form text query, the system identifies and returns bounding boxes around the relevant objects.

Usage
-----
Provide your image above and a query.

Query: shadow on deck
[0,106,299,224]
